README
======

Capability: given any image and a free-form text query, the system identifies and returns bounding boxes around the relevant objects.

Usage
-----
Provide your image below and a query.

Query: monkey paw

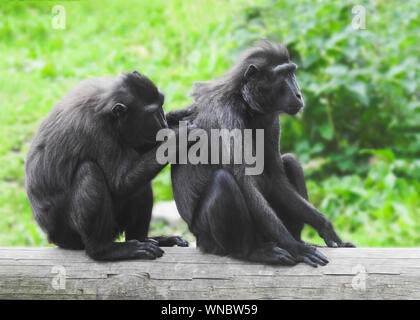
[319,221,356,248]
[291,243,329,268]
[147,236,189,247]
[126,239,165,259]
[323,236,356,248]
[246,246,297,266]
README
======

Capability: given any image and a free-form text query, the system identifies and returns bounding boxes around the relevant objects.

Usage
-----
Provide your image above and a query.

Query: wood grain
[0,247,419,299]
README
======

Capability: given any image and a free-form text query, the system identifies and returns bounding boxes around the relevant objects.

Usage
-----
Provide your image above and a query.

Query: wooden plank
[0,247,419,299]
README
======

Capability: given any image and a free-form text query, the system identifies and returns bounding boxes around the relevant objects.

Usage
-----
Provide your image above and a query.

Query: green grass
[0,0,265,246]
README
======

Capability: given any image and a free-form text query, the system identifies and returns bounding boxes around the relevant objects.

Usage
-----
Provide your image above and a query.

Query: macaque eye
[143,103,159,113]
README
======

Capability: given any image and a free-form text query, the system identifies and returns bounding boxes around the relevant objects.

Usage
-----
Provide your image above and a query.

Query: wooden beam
[0,247,419,299]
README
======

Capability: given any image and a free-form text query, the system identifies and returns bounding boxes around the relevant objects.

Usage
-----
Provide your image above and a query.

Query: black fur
[168,41,354,267]
[25,71,188,261]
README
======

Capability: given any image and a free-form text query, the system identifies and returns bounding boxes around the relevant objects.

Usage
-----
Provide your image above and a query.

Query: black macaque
[167,41,354,267]
[25,71,189,261]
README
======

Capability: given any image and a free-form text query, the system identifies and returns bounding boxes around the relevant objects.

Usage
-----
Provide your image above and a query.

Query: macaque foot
[125,240,165,259]
[246,245,297,266]
[290,243,329,268]
[300,241,355,248]
[319,221,356,248]
[147,235,189,247]
[324,238,356,248]
[88,240,164,261]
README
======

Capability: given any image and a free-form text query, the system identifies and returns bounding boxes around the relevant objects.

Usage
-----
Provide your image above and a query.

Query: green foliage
[235,0,420,175]
[303,152,420,246]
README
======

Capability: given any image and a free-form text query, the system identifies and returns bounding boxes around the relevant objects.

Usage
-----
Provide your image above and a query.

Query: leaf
[325,65,349,76]
[348,82,369,106]
[360,149,396,163]
[319,124,334,141]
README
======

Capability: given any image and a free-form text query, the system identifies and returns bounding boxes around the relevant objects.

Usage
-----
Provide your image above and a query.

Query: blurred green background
[0,0,419,247]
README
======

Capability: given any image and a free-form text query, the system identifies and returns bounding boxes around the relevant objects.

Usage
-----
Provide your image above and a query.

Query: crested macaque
[26,71,189,261]
[167,41,354,267]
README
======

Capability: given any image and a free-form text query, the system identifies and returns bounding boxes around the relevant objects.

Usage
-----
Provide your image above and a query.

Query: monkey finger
[308,253,328,266]
[146,248,164,258]
[279,256,297,266]
[300,256,318,268]
[141,243,165,257]
[342,241,356,248]
[145,238,159,246]
[312,250,329,264]
[273,247,297,263]
[152,246,165,257]
[325,240,338,248]
[154,236,189,247]
[172,236,189,247]
[273,252,297,266]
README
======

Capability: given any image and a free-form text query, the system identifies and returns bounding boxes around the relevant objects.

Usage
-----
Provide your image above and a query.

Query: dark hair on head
[121,71,158,99]
[190,40,289,102]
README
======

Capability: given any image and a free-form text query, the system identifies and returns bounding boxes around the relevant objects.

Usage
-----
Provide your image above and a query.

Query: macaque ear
[244,64,259,79]
[112,103,127,117]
